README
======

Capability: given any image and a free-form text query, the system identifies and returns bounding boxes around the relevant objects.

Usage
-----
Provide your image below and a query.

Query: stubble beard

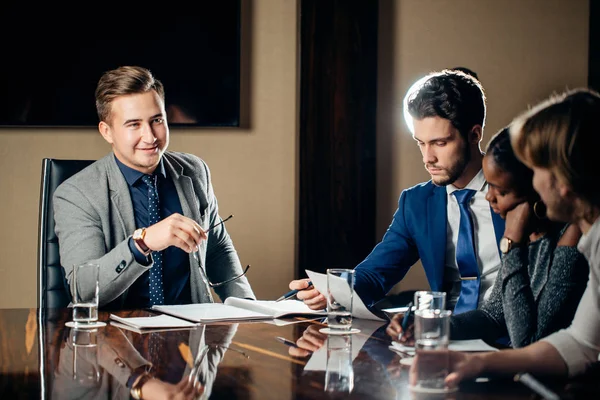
[429,142,471,187]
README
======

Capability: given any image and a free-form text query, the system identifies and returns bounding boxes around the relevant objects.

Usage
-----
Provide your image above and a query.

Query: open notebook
[152,298,327,323]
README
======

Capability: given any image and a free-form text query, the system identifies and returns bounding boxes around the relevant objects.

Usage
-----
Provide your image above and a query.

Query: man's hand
[144,213,207,253]
[288,279,327,310]
[288,324,327,357]
[386,313,415,346]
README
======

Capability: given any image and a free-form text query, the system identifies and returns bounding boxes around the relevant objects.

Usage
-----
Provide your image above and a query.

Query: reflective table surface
[0,308,598,399]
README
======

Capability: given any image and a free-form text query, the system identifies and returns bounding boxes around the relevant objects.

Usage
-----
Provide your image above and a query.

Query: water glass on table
[326,268,355,333]
[67,262,105,328]
[411,308,454,393]
[414,291,446,311]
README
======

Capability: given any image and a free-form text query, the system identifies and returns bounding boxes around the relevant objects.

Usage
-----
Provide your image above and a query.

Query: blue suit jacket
[354,180,505,307]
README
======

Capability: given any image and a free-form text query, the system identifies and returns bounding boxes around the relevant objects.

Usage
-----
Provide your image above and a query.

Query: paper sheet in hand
[305,269,384,321]
[304,319,387,371]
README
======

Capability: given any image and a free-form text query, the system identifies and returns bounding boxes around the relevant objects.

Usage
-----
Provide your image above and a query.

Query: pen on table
[514,372,560,400]
[275,280,313,302]
[275,336,300,348]
[398,301,414,341]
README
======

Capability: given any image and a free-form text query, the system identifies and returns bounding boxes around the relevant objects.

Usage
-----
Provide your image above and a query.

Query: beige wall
[0,0,591,307]
[377,0,590,292]
[0,0,298,308]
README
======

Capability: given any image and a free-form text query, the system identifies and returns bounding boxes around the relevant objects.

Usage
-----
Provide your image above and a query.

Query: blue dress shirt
[115,156,192,307]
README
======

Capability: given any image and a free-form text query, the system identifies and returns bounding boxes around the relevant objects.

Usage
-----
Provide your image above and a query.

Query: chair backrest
[37,158,95,308]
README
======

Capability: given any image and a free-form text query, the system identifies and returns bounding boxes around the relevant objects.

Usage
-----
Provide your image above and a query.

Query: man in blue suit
[290,69,505,314]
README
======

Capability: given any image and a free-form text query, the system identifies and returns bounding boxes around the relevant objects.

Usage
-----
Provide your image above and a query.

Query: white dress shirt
[444,169,501,308]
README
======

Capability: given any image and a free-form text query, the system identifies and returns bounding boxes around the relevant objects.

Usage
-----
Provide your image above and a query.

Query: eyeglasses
[193,214,250,287]
[203,264,250,288]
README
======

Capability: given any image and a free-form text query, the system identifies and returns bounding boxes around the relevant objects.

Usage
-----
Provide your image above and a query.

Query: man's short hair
[510,87,600,209]
[95,66,165,123]
[451,67,479,81]
[404,69,486,140]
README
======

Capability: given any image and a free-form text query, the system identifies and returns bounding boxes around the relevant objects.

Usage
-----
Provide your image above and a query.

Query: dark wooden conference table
[1,308,598,399]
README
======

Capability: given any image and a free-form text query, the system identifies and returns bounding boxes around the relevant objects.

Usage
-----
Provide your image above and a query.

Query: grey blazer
[53,151,255,308]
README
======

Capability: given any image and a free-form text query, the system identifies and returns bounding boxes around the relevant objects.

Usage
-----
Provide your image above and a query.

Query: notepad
[152,298,327,323]
[109,313,198,333]
[389,339,499,356]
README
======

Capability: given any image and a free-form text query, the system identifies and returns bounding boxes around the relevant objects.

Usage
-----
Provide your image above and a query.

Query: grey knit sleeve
[501,244,588,348]
[531,246,588,340]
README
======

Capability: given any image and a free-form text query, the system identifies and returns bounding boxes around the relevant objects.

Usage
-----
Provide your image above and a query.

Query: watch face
[133,228,144,240]
[500,237,511,253]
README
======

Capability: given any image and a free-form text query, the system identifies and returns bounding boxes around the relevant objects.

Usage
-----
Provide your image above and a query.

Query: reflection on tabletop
[2,308,600,399]
[52,322,240,399]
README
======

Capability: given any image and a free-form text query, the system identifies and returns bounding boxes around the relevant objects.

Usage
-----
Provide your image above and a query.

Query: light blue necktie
[142,174,165,306]
[453,189,480,314]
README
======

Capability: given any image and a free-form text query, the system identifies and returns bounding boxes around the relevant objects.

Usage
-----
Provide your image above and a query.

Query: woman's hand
[409,351,486,389]
[503,201,533,244]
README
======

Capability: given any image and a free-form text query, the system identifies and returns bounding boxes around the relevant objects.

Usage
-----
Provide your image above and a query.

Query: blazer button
[115,260,126,273]
[114,358,125,368]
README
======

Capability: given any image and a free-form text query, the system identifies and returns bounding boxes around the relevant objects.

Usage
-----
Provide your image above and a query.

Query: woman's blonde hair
[510,87,600,211]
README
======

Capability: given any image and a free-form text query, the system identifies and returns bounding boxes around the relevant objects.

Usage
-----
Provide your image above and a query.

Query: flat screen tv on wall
[0,1,241,128]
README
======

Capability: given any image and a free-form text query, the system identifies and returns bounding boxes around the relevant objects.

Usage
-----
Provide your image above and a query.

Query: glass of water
[324,334,354,393]
[326,268,355,333]
[414,291,446,311]
[68,262,103,328]
[411,309,452,393]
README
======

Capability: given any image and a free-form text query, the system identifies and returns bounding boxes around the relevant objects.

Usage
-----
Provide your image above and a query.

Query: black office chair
[37,158,95,309]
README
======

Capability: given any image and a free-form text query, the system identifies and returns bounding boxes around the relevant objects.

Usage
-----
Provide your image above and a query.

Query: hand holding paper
[305,270,384,321]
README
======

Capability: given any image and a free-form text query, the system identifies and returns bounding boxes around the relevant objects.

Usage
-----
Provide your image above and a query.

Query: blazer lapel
[426,186,448,291]
[162,155,213,303]
[490,206,505,257]
[106,155,136,236]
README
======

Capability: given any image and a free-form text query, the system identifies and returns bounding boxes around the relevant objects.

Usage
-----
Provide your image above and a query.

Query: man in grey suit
[54,66,255,309]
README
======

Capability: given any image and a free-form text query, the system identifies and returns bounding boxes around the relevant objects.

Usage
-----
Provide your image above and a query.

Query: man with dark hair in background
[289,69,505,314]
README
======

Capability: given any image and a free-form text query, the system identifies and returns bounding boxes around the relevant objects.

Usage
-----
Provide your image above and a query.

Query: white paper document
[447,339,499,352]
[389,339,499,356]
[152,298,326,323]
[381,306,416,314]
[305,269,384,321]
[223,297,327,318]
[152,303,272,323]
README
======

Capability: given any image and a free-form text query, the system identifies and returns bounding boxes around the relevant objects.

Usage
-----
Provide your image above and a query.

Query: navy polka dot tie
[142,175,165,306]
